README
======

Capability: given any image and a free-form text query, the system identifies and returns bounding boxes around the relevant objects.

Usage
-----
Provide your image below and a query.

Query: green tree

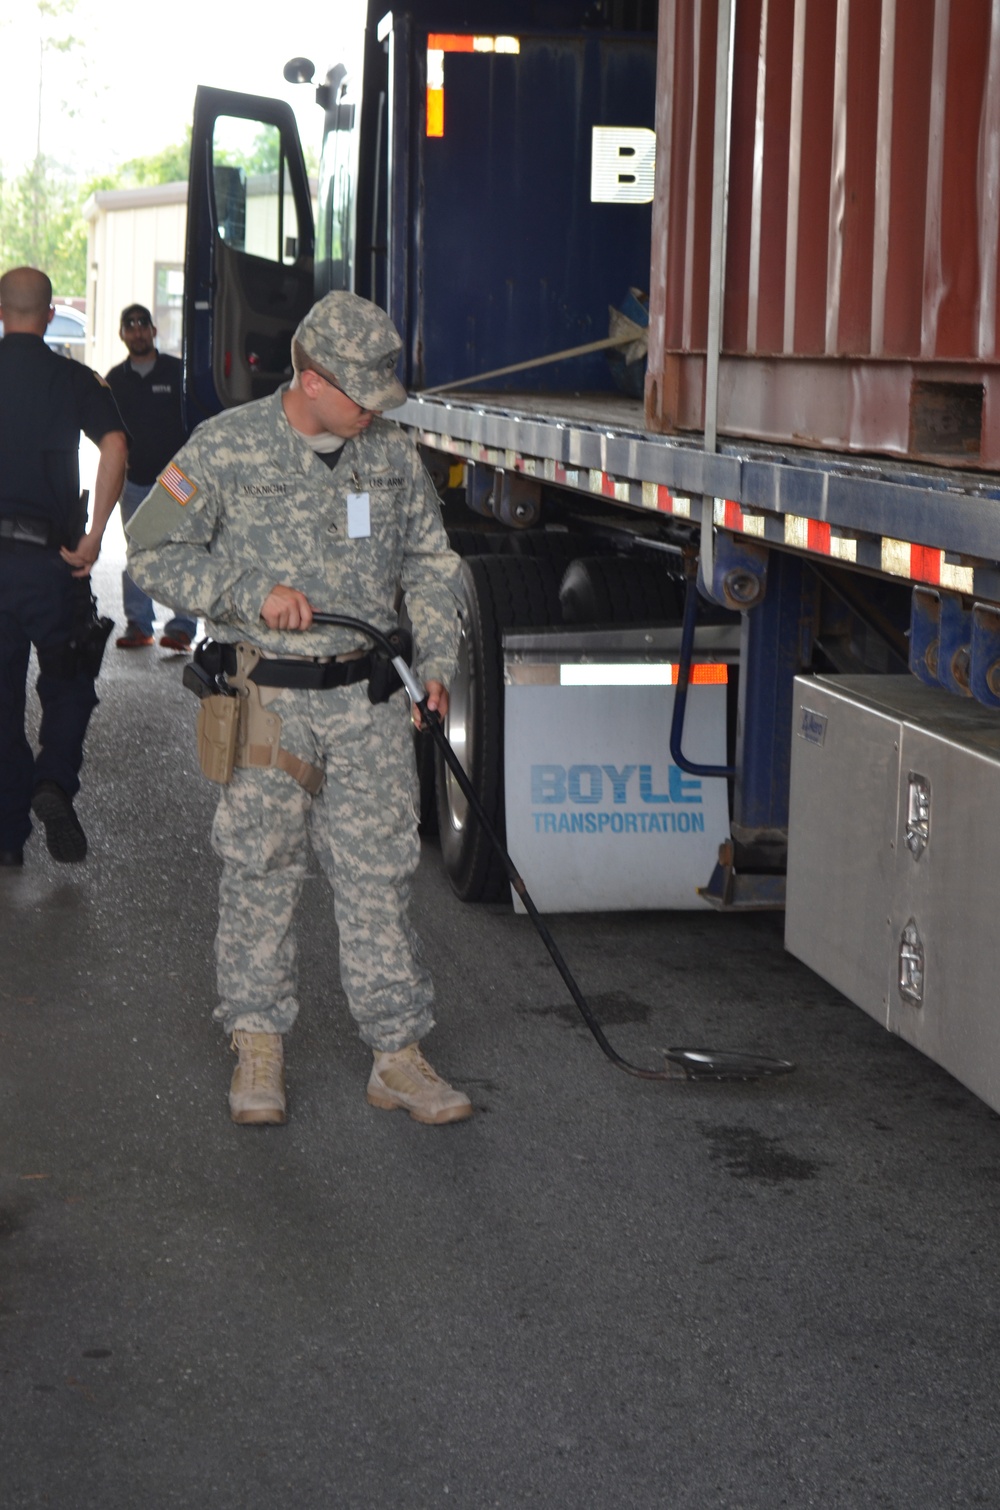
[0,158,86,295]
[0,4,196,298]
[0,0,86,294]
[0,131,195,299]
[87,132,192,192]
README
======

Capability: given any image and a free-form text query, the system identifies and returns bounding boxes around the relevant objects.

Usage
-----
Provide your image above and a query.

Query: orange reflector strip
[426,35,520,135]
[426,88,444,137]
[687,664,729,685]
[428,32,477,51]
[428,33,520,52]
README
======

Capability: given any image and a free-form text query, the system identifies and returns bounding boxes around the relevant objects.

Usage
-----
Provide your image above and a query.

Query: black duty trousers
[0,549,98,852]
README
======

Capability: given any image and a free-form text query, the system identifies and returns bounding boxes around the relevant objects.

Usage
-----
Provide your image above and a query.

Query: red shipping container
[645,0,1000,468]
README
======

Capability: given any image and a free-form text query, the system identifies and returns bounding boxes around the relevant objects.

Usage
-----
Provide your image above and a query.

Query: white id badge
[346,492,371,538]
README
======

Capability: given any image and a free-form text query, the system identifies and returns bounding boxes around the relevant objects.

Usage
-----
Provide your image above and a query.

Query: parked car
[0,304,87,360]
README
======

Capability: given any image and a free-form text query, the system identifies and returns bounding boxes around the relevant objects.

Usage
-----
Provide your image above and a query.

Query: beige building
[82,182,188,377]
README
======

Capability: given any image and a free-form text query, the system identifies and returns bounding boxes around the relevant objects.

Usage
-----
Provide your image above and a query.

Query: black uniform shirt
[105,352,188,487]
[0,332,123,543]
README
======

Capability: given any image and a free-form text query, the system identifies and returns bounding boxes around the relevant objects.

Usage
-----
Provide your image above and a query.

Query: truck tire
[447,528,510,558]
[559,554,686,624]
[509,529,609,561]
[436,553,562,901]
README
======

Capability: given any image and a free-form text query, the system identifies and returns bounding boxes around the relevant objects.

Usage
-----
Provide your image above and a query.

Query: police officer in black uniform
[0,266,127,867]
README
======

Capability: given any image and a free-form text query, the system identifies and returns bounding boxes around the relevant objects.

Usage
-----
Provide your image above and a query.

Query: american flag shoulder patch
[160,463,197,506]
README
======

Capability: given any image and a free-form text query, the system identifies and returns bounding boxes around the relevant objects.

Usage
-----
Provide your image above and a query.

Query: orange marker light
[426,88,444,137]
[688,664,729,685]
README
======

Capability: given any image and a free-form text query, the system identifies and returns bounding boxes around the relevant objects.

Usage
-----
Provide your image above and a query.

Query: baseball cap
[120,303,152,326]
[293,292,407,411]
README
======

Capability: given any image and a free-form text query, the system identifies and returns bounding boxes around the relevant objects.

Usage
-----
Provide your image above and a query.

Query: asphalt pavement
[2,532,999,1509]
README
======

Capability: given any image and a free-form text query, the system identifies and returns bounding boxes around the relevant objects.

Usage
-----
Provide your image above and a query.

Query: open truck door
[184,86,315,425]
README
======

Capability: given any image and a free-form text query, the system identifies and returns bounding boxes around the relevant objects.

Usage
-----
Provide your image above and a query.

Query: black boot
[31,782,87,863]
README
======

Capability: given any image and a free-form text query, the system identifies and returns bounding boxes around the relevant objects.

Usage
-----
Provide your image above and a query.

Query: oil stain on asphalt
[699,1123,823,1182]
[523,991,651,1028]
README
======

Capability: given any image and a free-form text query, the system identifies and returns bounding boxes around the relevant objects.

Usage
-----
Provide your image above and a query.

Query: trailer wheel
[559,554,686,623]
[447,528,512,558]
[436,554,562,901]
[510,529,611,561]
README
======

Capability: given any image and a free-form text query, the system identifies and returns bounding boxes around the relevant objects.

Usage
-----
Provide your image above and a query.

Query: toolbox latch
[898,919,925,1006]
[905,773,931,860]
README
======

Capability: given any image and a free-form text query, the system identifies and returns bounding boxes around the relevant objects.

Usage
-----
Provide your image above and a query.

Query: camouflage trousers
[210,681,435,1051]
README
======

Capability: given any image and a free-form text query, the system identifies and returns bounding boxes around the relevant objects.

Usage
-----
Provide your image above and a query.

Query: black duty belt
[213,641,373,690]
[0,516,61,551]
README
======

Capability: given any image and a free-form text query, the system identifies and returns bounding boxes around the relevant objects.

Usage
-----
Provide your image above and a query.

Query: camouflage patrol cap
[293,291,407,411]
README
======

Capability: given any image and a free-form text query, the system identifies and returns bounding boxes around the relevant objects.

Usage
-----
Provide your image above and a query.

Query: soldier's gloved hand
[260,584,314,631]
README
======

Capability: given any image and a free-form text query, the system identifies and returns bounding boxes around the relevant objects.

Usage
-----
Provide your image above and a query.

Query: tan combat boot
[366,1042,472,1125]
[229,1031,286,1125]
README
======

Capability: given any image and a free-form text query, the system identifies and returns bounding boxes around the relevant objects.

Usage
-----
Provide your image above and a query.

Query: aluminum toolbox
[785,674,1000,1111]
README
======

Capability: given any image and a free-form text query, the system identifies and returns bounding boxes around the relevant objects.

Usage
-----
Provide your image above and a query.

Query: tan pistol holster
[196,693,240,784]
[200,642,325,795]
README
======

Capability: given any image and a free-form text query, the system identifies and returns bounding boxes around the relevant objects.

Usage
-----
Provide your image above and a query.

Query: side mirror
[283,56,315,84]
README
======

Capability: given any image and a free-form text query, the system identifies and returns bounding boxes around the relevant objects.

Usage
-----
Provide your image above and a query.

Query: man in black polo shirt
[0,265,127,866]
[105,303,196,651]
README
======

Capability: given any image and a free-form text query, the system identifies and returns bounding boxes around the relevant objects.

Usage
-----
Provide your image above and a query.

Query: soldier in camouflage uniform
[126,292,471,1127]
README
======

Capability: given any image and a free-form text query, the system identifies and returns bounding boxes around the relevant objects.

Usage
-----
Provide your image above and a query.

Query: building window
[154,263,184,356]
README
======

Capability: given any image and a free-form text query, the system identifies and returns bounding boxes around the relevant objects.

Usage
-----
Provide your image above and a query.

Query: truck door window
[211,116,301,265]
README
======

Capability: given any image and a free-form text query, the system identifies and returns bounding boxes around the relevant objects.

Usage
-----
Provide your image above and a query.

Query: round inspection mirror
[664,1048,796,1082]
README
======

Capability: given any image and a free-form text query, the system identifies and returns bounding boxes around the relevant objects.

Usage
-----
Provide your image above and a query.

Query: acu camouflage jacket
[125,388,461,684]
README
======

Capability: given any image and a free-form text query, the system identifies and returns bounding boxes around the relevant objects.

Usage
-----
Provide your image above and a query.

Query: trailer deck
[400,390,1000,599]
